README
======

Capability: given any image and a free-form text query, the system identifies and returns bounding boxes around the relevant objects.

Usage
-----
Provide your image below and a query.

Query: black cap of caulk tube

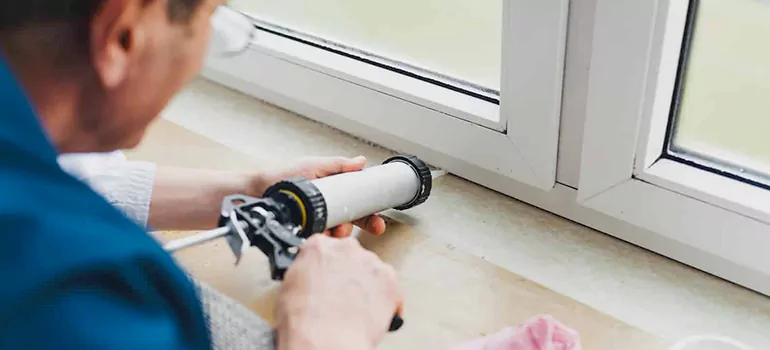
[264,178,327,238]
[382,155,432,210]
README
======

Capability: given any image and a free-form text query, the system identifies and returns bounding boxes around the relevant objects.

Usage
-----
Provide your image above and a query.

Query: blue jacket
[0,59,211,349]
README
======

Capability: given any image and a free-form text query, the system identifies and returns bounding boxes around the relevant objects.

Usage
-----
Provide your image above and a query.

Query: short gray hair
[0,0,204,32]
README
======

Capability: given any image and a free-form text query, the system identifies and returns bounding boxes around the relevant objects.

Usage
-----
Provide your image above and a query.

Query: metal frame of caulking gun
[221,192,407,332]
[163,155,433,332]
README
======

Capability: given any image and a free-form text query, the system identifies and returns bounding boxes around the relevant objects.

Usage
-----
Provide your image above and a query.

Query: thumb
[341,156,367,172]
[313,156,367,178]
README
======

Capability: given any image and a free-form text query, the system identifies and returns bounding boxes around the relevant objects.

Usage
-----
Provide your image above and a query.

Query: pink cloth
[450,316,582,350]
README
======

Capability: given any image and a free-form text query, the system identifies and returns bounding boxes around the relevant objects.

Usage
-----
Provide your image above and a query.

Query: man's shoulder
[0,162,212,349]
[0,148,142,241]
[0,153,174,304]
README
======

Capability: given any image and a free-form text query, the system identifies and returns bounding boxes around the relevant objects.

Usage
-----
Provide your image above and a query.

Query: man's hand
[275,235,403,350]
[147,156,389,232]
[249,156,387,237]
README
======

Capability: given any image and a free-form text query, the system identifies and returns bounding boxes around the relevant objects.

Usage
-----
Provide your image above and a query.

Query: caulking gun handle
[389,314,404,332]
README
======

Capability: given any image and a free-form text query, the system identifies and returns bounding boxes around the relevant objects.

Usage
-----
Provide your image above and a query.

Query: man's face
[86,0,225,151]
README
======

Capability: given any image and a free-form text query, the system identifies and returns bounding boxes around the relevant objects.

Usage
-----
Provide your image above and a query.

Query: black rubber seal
[382,155,432,210]
[264,178,328,238]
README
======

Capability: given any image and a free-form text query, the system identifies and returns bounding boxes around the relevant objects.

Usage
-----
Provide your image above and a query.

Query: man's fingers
[314,156,366,178]
[341,156,367,173]
[322,215,386,238]
[353,216,387,235]
[330,223,355,238]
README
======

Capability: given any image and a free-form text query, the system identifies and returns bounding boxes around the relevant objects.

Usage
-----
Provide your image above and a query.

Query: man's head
[0,0,225,152]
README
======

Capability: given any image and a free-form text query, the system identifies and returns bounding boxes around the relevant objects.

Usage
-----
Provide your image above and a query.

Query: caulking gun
[163,155,437,332]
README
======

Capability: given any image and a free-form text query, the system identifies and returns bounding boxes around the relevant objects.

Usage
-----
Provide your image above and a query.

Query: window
[667,0,770,188]
[203,1,569,190]
[201,0,770,296]
[580,0,770,293]
[230,0,503,92]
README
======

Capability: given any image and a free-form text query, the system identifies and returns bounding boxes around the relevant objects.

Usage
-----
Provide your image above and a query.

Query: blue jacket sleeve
[1,262,209,350]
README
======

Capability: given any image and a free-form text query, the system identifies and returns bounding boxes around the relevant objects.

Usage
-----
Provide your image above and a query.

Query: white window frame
[580,0,770,291]
[202,0,569,190]
[187,0,770,295]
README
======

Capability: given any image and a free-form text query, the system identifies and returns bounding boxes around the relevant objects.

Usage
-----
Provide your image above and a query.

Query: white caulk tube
[264,155,432,237]
[314,161,420,228]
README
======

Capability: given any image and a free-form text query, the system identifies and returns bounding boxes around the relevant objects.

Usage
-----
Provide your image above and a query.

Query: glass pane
[670,0,770,178]
[230,0,503,91]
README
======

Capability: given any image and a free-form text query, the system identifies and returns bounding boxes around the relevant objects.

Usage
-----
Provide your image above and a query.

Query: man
[0,1,403,349]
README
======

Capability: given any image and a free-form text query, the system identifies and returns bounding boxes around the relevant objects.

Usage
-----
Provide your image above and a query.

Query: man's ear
[90,0,146,88]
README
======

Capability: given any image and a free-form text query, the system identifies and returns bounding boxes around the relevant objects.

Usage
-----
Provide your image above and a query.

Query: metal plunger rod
[164,226,233,253]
